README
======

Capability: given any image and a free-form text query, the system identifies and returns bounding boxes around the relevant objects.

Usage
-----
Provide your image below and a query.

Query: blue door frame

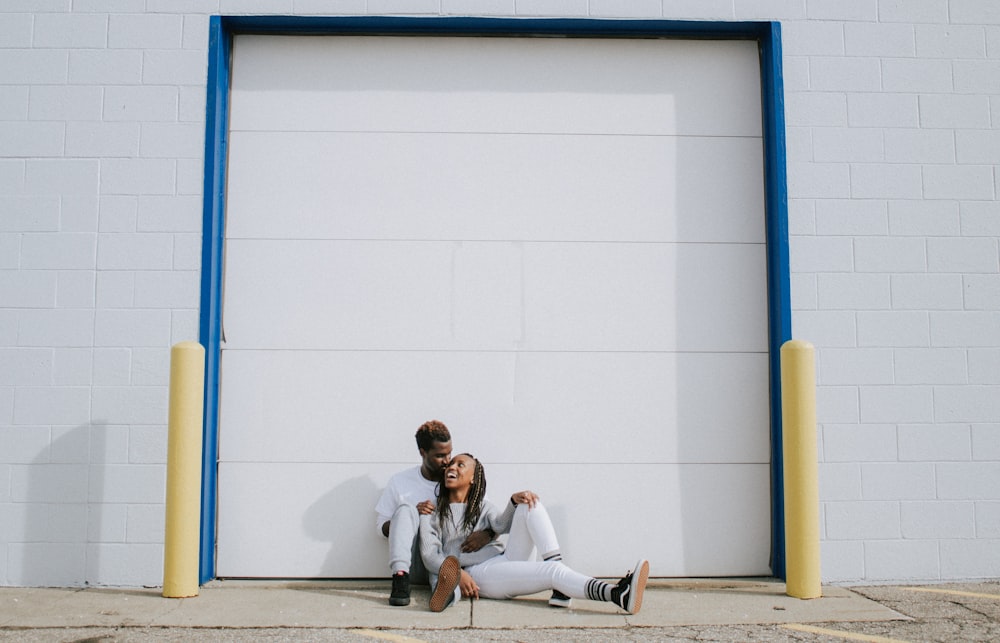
[199,15,791,584]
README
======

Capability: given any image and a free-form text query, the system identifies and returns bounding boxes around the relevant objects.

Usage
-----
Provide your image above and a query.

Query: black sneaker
[610,559,649,614]
[548,589,572,608]
[389,570,410,606]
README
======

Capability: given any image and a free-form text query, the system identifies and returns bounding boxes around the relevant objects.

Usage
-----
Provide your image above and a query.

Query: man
[375,420,497,606]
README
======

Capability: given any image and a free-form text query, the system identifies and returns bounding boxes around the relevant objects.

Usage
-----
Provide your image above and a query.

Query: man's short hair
[415,420,451,451]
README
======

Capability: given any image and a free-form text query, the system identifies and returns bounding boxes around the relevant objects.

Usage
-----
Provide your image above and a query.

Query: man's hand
[460,529,494,552]
[416,500,435,515]
[459,570,479,599]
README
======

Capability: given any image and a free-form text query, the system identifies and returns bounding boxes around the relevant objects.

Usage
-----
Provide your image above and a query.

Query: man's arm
[460,528,495,553]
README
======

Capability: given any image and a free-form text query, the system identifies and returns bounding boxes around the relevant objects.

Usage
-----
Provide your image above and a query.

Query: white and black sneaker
[610,559,649,615]
[548,589,572,608]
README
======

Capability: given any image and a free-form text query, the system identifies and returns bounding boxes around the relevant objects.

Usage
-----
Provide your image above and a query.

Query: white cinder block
[789,235,855,272]
[108,13,183,49]
[934,385,1000,423]
[891,274,964,310]
[940,539,1000,578]
[810,57,881,92]
[126,504,164,543]
[889,199,960,236]
[0,426,52,464]
[33,13,107,49]
[181,13,213,48]
[88,503,127,544]
[0,348,52,386]
[56,271,96,309]
[92,348,132,386]
[100,159,175,196]
[21,233,96,270]
[860,385,934,423]
[0,122,64,157]
[823,423,897,462]
[0,12,32,47]
[928,238,998,273]
[826,500,900,539]
[65,122,140,158]
[816,199,888,235]
[60,196,99,234]
[91,386,168,425]
[733,0,806,20]
[818,273,890,310]
[791,273,818,309]
[0,234,17,269]
[0,196,59,233]
[97,233,173,270]
[170,310,199,344]
[793,310,858,347]
[894,347,967,384]
[0,87,27,121]
[885,129,955,164]
[98,196,138,233]
[89,465,165,503]
[95,272,134,308]
[844,23,915,56]
[786,92,848,127]
[858,311,929,347]
[977,502,1000,537]
[968,348,1000,383]
[808,0,876,21]
[813,127,883,162]
[861,462,936,499]
[27,86,103,122]
[898,423,972,461]
[788,198,817,234]
[820,348,894,385]
[296,0,367,15]
[783,21,845,56]
[851,164,923,199]
[171,233,201,270]
[916,24,987,57]
[0,270,56,308]
[0,386,13,425]
[94,310,171,347]
[930,311,1000,347]
[85,542,162,587]
[0,50,68,84]
[923,165,995,200]
[178,85,206,122]
[25,160,99,195]
[881,59,953,93]
[11,464,88,503]
[104,86,178,122]
[589,0,662,18]
[50,424,91,463]
[877,0,946,24]
[174,159,203,195]
[820,463,862,500]
[816,386,861,423]
[788,161,851,198]
[848,93,919,128]
[865,540,940,581]
[7,543,86,587]
[919,94,991,128]
[130,348,168,386]
[142,49,208,85]
[855,237,927,272]
[133,271,199,308]
[128,426,167,463]
[821,539,864,583]
[956,130,1000,164]
[68,50,142,85]
[91,425,130,465]
[16,310,95,348]
[136,196,201,233]
[955,60,1000,93]
[12,387,90,426]
[139,123,203,159]
[52,347,92,385]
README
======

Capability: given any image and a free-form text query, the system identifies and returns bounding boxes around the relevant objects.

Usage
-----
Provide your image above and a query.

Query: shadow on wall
[15,422,162,587]
[303,474,383,578]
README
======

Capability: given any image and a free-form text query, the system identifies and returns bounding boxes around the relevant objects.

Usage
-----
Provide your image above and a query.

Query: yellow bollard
[781,339,822,599]
[163,341,205,598]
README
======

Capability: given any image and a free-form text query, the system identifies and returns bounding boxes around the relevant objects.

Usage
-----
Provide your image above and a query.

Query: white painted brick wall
[1,0,998,587]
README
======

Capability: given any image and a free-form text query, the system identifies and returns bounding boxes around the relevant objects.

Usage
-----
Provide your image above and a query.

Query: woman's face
[443,454,476,492]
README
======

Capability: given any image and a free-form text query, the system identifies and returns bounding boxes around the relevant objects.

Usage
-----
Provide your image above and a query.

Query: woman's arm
[418,514,448,573]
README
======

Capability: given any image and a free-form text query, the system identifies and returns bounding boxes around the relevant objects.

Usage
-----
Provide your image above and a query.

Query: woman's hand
[416,500,435,515]
[459,570,479,599]
[511,490,539,508]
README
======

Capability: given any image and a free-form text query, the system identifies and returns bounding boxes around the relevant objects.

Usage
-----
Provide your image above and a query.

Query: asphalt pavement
[1,577,998,642]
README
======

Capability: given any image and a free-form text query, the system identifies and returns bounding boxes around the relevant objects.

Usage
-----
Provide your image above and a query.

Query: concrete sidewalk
[0,578,904,631]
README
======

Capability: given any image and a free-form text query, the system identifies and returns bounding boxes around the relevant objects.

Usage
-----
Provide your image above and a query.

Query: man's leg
[387,504,420,606]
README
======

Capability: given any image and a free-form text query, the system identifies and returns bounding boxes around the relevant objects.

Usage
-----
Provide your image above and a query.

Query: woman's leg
[504,502,562,562]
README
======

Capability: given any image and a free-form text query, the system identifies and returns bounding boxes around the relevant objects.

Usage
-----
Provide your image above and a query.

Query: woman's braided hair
[436,453,487,534]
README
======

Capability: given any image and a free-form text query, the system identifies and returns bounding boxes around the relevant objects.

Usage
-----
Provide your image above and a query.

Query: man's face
[420,440,453,478]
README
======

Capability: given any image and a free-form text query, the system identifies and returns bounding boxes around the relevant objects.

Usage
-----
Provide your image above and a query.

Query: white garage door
[217,34,770,578]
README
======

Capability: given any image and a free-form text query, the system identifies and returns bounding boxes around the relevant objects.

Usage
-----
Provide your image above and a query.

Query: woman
[418,453,649,614]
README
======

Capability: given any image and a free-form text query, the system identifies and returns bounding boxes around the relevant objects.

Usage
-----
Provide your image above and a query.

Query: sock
[543,552,563,562]
[585,578,614,602]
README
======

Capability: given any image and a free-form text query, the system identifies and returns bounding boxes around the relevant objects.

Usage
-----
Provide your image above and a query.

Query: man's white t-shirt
[374,465,439,537]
